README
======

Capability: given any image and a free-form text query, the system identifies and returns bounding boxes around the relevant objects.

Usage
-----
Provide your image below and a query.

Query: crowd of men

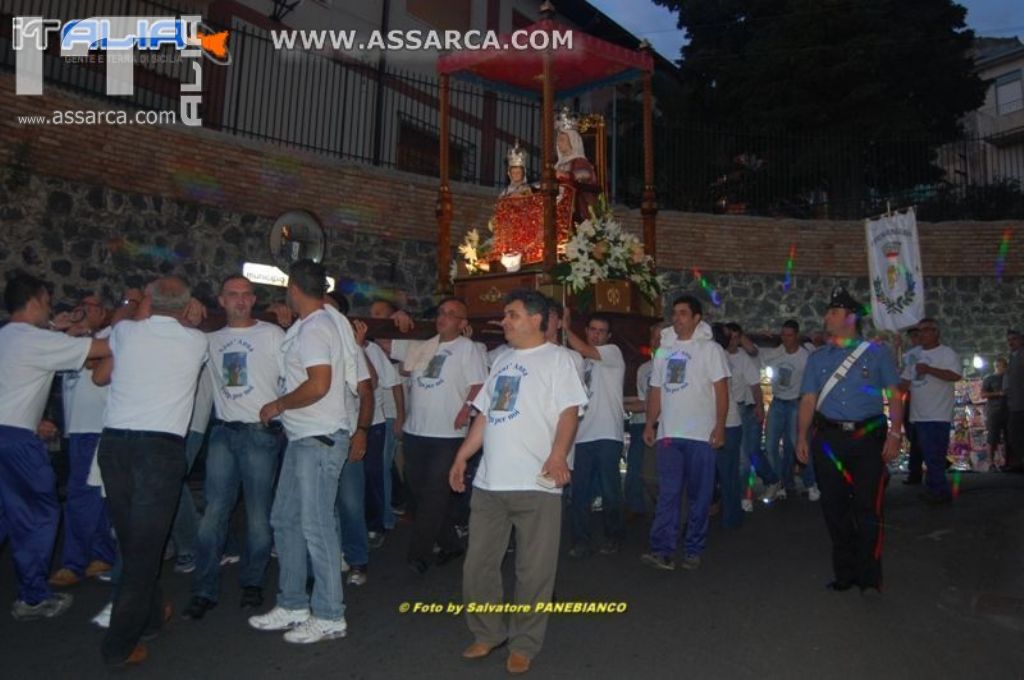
[1,266,1022,674]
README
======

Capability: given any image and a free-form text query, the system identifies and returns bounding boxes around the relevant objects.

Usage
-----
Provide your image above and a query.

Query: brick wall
[3,73,1021,283]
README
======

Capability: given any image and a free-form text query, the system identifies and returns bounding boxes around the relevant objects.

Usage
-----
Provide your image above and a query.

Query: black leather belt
[813,413,886,433]
[213,419,282,433]
[102,428,184,444]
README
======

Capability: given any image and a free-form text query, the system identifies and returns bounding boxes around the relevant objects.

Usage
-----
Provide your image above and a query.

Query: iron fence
[2,0,1023,220]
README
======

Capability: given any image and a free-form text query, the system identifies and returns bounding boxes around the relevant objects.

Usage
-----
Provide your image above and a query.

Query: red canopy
[437,18,653,98]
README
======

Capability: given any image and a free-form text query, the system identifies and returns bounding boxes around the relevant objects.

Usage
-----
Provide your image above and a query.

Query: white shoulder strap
[816,341,871,411]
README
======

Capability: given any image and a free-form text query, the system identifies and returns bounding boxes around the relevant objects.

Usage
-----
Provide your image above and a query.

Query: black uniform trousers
[810,418,888,589]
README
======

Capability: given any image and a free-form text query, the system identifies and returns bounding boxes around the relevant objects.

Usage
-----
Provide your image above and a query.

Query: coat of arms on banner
[872,240,917,314]
[865,207,924,330]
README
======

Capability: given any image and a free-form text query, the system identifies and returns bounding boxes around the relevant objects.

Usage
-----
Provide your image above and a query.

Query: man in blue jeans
[564,310,627,557]
[898,318,960,504]
[368,299,407,531]
[182,275,285,620]
[723,323,774,510]
[755,320,815,503]
[248,260,372,644]
[641,296,730,571]
[167,376,212,575]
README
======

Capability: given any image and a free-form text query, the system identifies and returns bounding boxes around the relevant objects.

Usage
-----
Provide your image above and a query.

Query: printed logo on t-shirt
[776,363,793,388]
[583,360,594,397]
[223,352,248,387]
[417,351,450,388]
[491,375,521,413]
[487,363,528,425]
[664,352,690,393]
[216,338,256,401]
[904,351,925,386]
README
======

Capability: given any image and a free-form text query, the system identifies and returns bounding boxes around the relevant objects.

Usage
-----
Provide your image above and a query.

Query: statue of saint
[554,108,599,222]
[500,141,532,198]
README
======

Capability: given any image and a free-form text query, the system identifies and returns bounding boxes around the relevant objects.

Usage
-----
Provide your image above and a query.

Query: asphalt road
[1,473,1022,679]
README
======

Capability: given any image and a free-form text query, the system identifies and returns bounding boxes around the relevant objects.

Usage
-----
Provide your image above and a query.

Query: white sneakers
[11,593,73,621]
[762,482,782,503]
[249,606,347,644]
[248,606,310,632]
[807,485,821,502]
[283,616,347,644]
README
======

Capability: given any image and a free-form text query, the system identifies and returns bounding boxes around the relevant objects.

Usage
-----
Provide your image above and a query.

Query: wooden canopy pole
[436,72,453,292]
[540,15,557,275]
[640,42,657,259]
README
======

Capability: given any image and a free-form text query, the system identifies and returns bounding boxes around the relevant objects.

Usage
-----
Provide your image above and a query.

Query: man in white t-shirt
[92,277,207,666]
[360,334,402,550]
[641,295,730,572]
[721,323,762,521]
[0,275,110,622]
[368,299,407,531]
[623,323,665,518]
[563,310,627,557]
[380,297,487,574]
[756,320,815,502]
[450,290,587,675]
[707,322,751,529]
[723,323,769,502]
[49,295,119,588]
[248,260,372,645]
[898,318,961,503]
[900,326,924,484]
[182,275,285,620]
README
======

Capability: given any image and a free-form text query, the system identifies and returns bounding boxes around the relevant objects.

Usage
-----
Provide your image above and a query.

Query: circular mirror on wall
[269,210,325,268]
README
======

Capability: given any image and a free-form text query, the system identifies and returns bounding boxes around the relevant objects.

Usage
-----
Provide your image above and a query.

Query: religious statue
[500,141,533,198]
[485,111,598,266]
[554,107,600,223]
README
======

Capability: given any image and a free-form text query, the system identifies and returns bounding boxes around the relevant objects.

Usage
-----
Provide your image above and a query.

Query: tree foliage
[648,0,989,216]
[656,0,986,140]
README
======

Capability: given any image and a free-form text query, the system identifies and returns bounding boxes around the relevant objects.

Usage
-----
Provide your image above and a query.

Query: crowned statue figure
[554,107,599,222]
[500,141,533,199]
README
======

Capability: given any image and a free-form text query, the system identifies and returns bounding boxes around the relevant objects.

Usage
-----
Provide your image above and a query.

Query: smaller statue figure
[501,141,532,199]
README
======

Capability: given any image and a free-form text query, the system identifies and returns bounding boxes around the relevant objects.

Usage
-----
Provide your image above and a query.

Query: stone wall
[0,172,441,313]
[657,270,1021,364]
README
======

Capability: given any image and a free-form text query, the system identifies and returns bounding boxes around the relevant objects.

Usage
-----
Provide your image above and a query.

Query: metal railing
[613,119,1024,220]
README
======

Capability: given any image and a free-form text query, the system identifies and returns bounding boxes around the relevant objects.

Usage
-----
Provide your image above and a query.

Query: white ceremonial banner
[864,207,924,331]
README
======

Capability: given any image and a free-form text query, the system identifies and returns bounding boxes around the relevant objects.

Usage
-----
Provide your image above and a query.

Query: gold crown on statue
[506,141,527,168]
[556,106,578,132]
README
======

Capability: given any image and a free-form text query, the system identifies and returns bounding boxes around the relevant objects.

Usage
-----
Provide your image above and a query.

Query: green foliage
[657,0,985,140]
[649,0,988,214]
